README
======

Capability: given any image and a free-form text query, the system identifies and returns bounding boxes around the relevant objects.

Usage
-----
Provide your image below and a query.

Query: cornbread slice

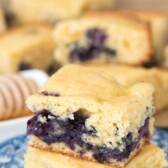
[0,24,55,73]
[85,11,168,63]
[26,65,155,167]
[24,144,167,168]
[53,18,152,65]
[1,0,116,25]
[0,6,6,32]
[86,64,168,113]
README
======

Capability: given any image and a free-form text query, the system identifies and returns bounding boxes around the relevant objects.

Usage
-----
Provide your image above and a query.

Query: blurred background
[0,0,168,167]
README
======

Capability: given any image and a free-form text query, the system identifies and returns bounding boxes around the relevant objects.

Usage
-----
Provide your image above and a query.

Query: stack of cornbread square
[25,65,167,168]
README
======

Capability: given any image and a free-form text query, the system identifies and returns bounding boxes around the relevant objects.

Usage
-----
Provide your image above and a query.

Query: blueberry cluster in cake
[27,108,152,164]
[70,28,116,62]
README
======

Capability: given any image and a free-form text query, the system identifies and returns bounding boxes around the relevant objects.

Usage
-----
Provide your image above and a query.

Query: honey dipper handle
[0,70,48,121]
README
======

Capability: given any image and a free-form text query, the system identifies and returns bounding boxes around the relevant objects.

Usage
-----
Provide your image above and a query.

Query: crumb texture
[24,144,167,168]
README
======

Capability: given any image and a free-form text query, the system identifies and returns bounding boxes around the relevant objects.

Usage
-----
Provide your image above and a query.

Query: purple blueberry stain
[138,117,150,139]
[101,47,116,56]
[27,110,150,164]
[70,44,99,62]
[41,91,60,97]
[27,110,88,149]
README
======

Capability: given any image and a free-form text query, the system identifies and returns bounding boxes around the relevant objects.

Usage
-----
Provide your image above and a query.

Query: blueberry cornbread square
[24,144,167,168]
[53,18,152,65]
[85,11,168,64]
[26,65,155,167]
[1,0,116,25]
[87,64,168,113]
[0,23,56,73]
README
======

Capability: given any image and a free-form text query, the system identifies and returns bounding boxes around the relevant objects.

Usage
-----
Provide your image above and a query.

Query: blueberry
[88,125,97,136]
[69,28,116,62]
[101,47,116,56]
[86,28,107,46]
[70,46,88,62]
[27,110,56,139]
[70,44,116,62]
[27,110,88,146]
[70,45,95,62]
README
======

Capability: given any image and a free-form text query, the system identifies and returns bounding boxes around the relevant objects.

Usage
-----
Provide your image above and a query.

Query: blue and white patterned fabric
[152,129,168,160]
[0,129,167,168]
[0,135,27,168]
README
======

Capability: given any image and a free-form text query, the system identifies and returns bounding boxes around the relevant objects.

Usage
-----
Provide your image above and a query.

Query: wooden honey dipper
[0,70,48,121]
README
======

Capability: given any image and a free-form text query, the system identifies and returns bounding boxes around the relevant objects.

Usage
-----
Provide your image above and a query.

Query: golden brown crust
[30,140,124,167]
[25,143,167,168]
[29,136,147,168]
